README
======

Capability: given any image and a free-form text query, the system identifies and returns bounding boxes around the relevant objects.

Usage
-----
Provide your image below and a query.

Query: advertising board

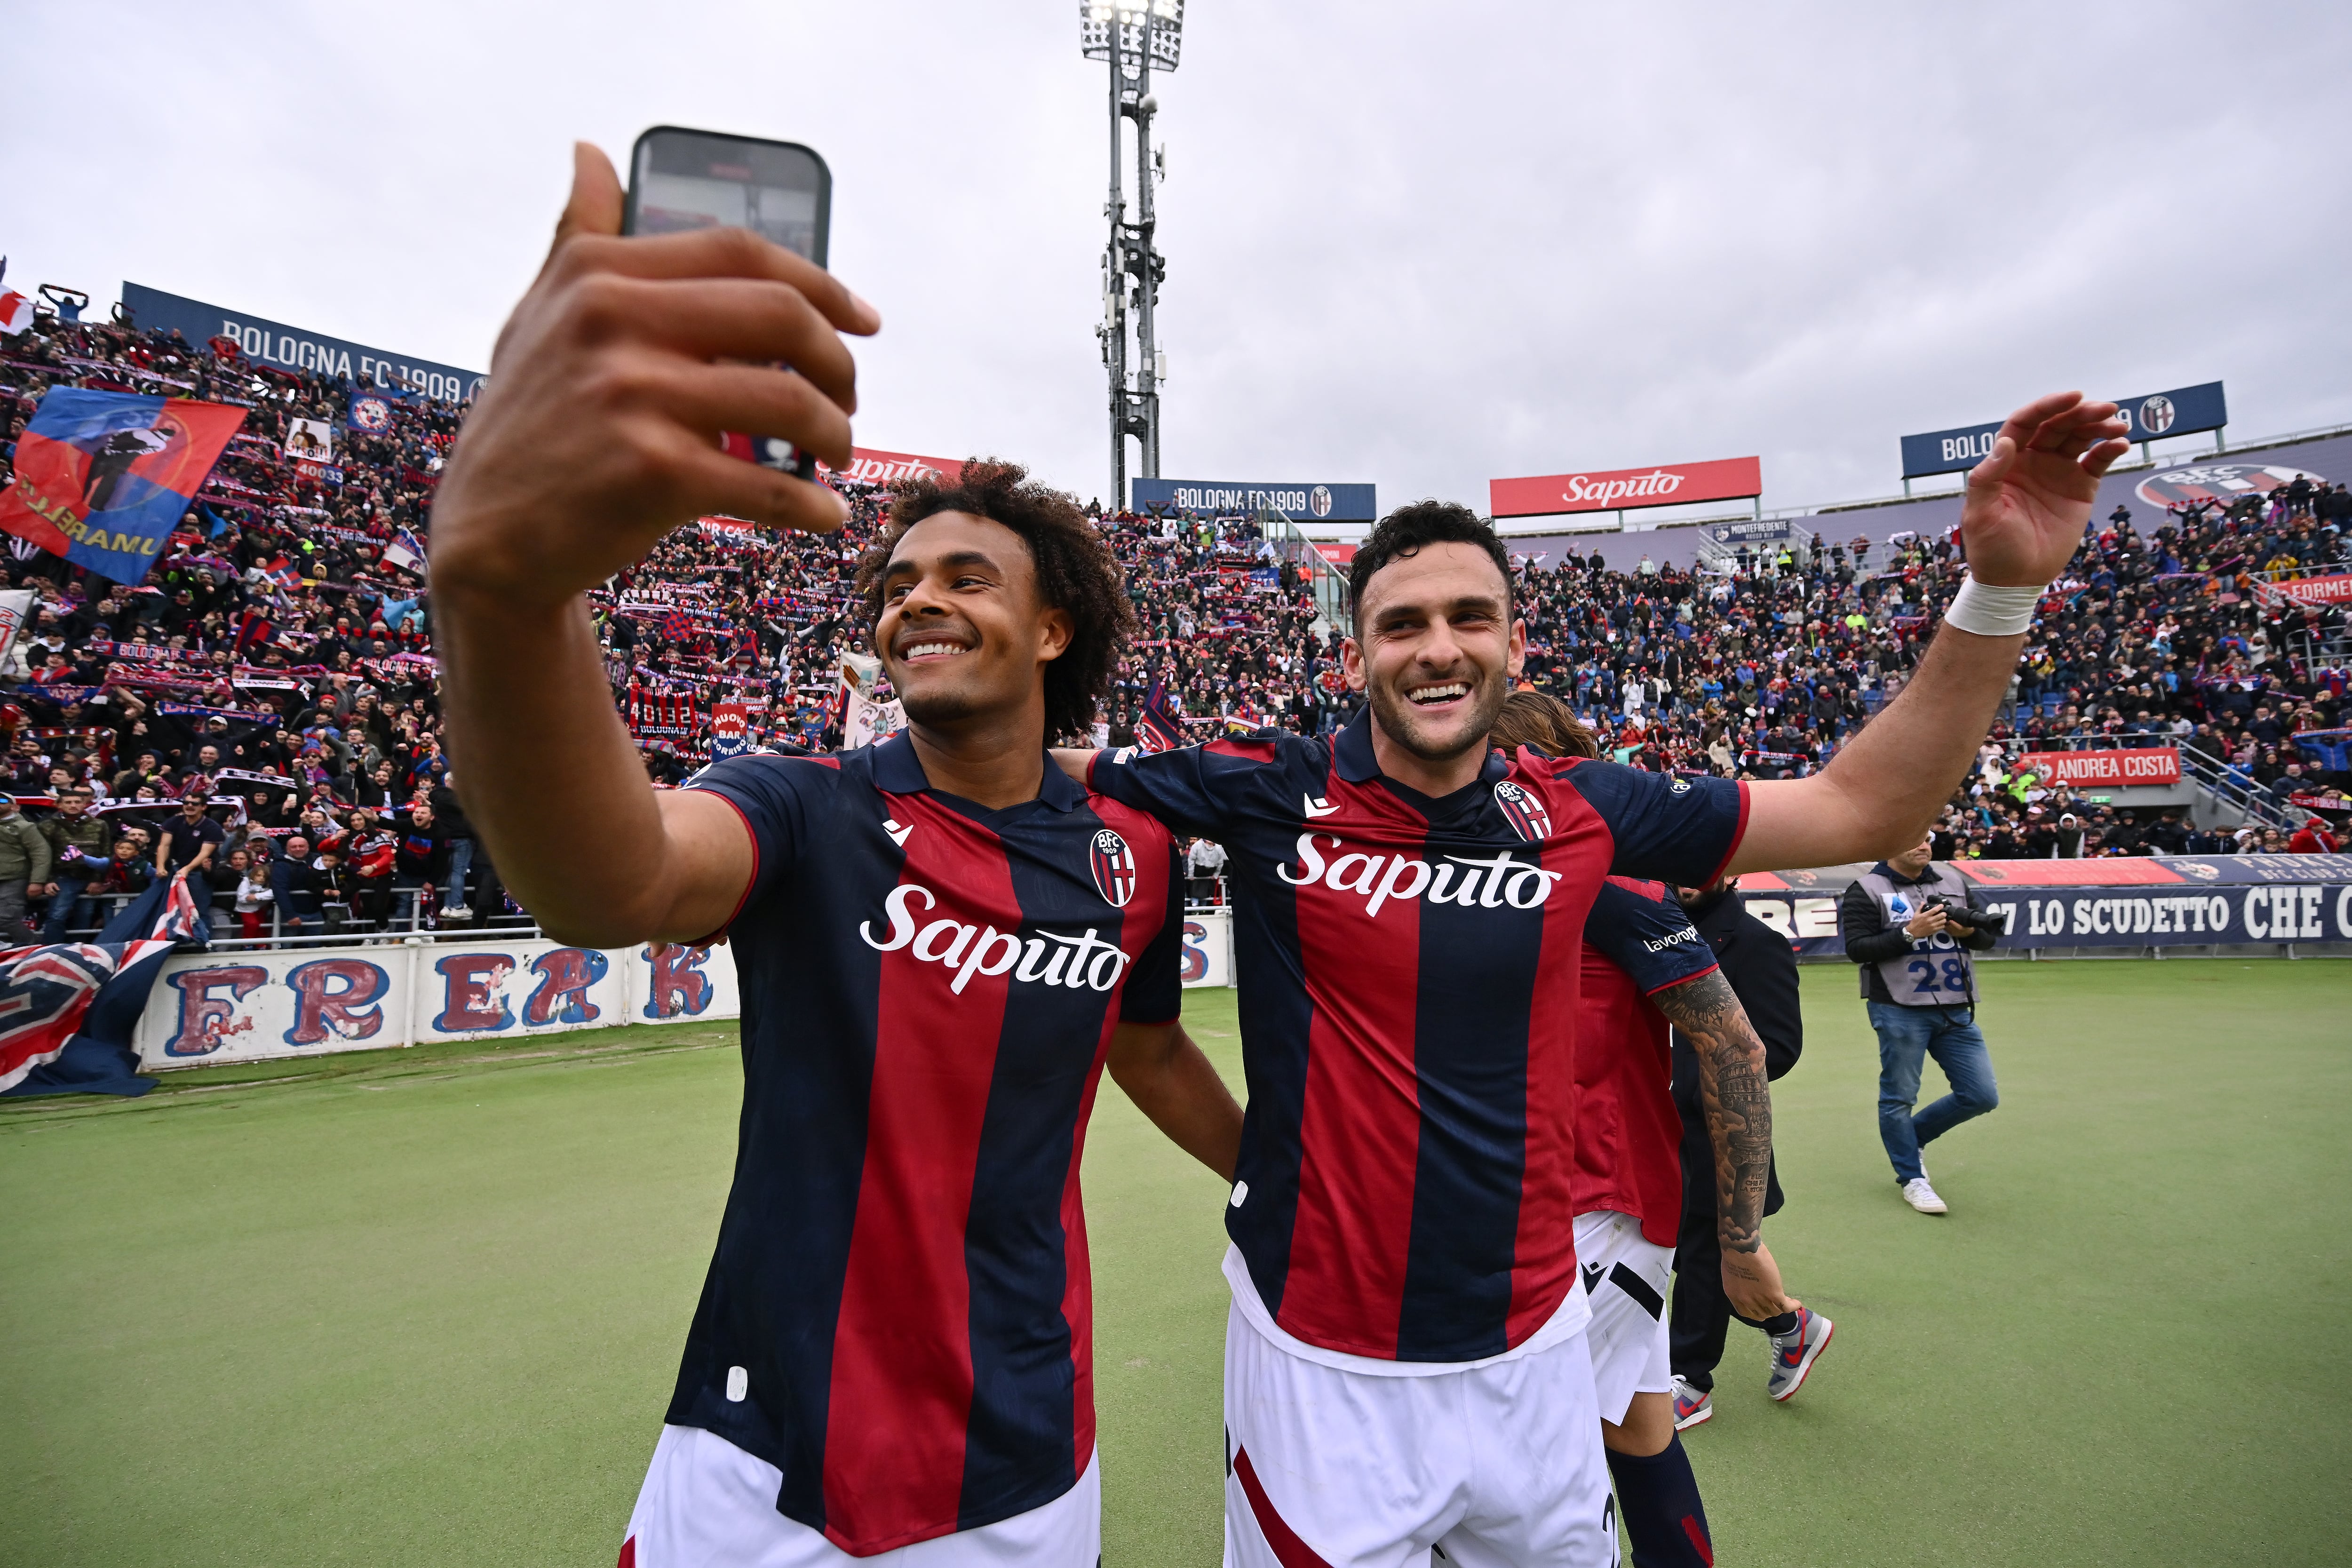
[136,940,741,1070]
[2014,748,2182,788]
[2272,574,2352,606]
[135,914,1229,1075]
[1131,478,1377,522]
[826,449,964,488]
[122,282,487,403]
[1181,910,1232,988]
[1900,382,2227,478]
[1490,456,1761,519]
[1735,854,2352,957]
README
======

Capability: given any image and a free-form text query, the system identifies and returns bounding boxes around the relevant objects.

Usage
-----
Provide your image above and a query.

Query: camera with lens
[1922,893,1981,929]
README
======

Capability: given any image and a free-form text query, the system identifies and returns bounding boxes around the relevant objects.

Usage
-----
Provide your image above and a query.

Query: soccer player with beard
[1066,398,2127,1567]
[429,148,1244,1566]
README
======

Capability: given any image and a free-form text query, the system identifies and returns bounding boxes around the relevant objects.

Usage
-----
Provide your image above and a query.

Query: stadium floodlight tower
[1081,0,1181,510]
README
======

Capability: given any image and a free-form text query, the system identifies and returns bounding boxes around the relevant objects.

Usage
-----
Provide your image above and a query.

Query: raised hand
[1957,392,2130,586]
[431,143,881,610]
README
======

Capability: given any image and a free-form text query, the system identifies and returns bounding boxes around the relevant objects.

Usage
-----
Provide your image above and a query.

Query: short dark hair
[855,459,1136,743]
[1349,500,1514,611]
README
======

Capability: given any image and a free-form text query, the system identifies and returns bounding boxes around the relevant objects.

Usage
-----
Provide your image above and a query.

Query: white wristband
[1943,575,2043,637]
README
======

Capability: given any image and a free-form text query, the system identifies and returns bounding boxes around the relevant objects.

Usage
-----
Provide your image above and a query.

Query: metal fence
[46,883,535,950]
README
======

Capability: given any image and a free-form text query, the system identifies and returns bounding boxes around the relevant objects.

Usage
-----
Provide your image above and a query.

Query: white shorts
[1221,1302,1615,1568]
[620,1424,1102,1567]
[1573,1210,1675,1428]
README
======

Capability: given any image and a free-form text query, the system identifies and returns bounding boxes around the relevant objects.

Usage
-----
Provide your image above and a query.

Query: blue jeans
[1868,1000,2000,1185]
[444,838,475,910]
[40,869,98,939]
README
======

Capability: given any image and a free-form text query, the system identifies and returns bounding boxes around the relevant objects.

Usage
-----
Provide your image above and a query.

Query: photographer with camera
[1839,830,2002,1216]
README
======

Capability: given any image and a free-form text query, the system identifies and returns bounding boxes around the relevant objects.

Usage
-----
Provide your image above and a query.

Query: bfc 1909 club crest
[1493,780,1553,843]
[1090,828,1138,907]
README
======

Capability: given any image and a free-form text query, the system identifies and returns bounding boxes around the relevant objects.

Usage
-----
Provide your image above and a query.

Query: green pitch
[3,961,2345,1565]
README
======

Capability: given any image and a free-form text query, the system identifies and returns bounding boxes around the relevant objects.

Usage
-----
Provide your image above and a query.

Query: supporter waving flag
[345,382,419,436]
[0,876,200,1096]
[0,287,32,336]
[232,610,275,657]
[384,526,427,574]
[1137,679,1186,753]
[0,388,246,582]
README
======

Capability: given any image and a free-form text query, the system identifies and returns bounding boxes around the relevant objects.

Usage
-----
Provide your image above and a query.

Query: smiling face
[1343,541,1526,771]
[873,512,1072,736]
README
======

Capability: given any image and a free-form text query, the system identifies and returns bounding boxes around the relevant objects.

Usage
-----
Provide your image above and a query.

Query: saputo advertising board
[1736,853,2352,957]
[1490,456,1762,519]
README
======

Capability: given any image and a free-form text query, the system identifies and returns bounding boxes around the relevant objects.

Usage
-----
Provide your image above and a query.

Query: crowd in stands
[0,297,2347,950]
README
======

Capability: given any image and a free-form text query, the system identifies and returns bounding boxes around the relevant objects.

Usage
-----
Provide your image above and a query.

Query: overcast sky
[8,1,2348,525]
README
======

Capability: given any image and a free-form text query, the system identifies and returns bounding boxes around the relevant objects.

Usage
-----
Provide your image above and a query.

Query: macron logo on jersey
[858,884,1133,994]
[1302,795,1340,819]
[883,818,914,848]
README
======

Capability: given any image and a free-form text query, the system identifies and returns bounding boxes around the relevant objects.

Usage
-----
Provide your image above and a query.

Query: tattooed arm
[1653,969,1795,1321]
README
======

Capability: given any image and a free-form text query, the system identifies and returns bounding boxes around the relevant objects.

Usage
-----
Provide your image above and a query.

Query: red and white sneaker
[1766,1305,1834,1401]
[1670,1374,1713,1430]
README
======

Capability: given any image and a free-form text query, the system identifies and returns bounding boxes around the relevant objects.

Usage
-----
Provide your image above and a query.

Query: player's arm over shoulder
[638,753,831,946]
[1053,729,1310,838]
[1559,756,1748,889]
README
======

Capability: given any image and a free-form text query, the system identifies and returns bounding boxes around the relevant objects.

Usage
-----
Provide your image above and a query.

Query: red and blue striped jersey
[1088,710,1746,1363]
[669,731,1183,1556]
[1576,877,1720,1247]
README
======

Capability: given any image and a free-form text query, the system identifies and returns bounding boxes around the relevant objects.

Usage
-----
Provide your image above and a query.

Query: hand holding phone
[626,127,835,486]
[430,142,876,611]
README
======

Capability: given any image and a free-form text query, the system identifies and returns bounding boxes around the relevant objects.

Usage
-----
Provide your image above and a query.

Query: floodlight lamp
[1080,0,1183,75]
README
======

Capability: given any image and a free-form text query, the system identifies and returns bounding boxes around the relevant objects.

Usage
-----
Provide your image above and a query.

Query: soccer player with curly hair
[430,148,1243,1565]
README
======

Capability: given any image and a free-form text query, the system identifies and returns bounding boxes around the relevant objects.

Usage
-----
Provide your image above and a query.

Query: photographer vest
[1855,862,1980,1006]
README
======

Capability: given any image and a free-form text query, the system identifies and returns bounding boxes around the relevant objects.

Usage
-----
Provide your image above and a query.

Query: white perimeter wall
[138,912,1238,1072]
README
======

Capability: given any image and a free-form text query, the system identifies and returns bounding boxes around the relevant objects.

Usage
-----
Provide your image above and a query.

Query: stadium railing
[2004,733,2297,834]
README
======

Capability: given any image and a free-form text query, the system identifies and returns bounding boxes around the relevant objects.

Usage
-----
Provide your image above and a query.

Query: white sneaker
[1899,1177,1948,1215]
[444,904,470,921]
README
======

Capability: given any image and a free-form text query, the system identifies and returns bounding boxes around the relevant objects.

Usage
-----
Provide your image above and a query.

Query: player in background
[1063,398,2128,1567]
[1492,693,1812,1568]
[429,148,1244,1566]
[1666,868,1823,1432]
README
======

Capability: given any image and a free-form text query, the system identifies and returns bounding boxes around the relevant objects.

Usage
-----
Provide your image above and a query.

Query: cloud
[8,0,2346,519]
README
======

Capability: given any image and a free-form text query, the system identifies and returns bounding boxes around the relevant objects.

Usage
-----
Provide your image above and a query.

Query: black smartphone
[624,126,834,484]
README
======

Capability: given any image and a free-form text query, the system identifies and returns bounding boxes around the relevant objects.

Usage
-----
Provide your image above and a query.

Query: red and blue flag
[0,388,246,583]
[1137,680,1186,754]
[233,610,276,658]
[0,877,201,1096]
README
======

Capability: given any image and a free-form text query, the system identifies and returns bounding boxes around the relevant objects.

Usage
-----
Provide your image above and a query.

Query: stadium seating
[0,306,2347,945]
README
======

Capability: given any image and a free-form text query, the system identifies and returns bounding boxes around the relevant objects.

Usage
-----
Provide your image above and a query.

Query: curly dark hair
[854,459,1135,742]
[1349,499,1514,611]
